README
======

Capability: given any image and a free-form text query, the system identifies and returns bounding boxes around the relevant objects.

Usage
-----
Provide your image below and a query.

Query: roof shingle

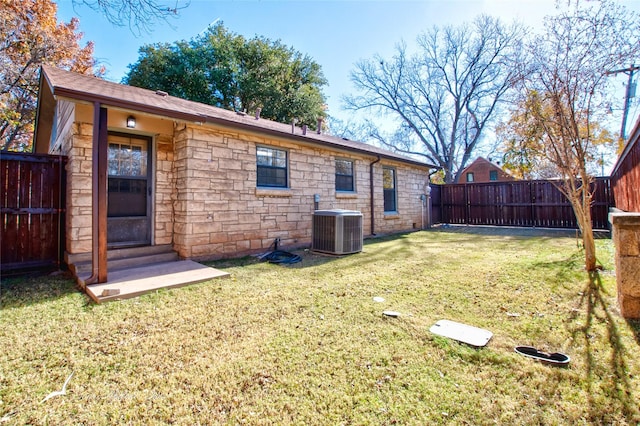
[40,65,434,168]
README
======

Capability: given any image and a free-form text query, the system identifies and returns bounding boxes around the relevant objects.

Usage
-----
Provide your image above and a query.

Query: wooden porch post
[86,103,108,284]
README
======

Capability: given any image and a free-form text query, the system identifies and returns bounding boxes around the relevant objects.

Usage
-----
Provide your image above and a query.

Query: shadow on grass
[569,271,640,424]
[626,319,640,346]
[0,272,81,309]
[210,225,588,272]
[206,232,420,271]
[430,224,611,239]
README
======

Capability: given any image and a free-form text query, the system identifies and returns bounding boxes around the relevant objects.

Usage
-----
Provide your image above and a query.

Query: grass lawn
[1,227,639,425]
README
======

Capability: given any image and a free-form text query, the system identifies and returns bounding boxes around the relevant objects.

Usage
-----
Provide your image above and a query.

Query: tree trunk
[570,185,597,271]
[581,214,597,271]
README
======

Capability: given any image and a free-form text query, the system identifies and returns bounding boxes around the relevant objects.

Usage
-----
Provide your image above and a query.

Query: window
[107,134,150,218]
[466,172,474,182]
[335,159,355,192]
[489,170,498,181]
[383,167,397,212]
[108,140,147,177]
[257,146,288,188]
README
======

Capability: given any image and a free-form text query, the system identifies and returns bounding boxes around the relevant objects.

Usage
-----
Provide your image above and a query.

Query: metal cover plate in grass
[515,346,570,366]
[430,319,493,347]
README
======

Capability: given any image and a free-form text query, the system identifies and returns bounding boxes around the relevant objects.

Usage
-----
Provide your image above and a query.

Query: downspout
[369,156,381,236]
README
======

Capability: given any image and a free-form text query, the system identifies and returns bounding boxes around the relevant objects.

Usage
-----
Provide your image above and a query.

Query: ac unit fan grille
[341,216,362,253]
[312,215,337,253]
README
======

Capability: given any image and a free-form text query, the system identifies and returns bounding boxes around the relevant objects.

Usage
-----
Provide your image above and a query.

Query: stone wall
[56,106,430,260]
[58,102,93,254]
[155,132,175,245]
[173,124,430,260]
[56,105,176,254]
[609,211,640,318]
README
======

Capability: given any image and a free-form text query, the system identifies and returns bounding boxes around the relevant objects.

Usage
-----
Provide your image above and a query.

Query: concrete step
[66,244,174,265]
[84,260,230,303]
[67,245,179,277]
[71,251,180,277]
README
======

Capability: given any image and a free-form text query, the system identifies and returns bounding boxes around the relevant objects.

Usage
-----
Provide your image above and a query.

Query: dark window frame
[256,146,288,188]
[466,172,475,182]
[383,166,397,213]
[107,132,152,218]
[489,170,498,181]
[335,158,355,192]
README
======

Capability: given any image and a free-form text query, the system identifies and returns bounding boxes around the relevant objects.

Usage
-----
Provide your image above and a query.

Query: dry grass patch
[1,227,639,425]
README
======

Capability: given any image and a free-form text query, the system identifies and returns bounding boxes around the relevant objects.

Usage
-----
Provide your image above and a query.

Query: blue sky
[55,1,555,120]
[55,0,639,152]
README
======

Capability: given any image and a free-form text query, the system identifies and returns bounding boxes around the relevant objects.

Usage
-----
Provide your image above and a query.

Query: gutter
[50,87,434,170]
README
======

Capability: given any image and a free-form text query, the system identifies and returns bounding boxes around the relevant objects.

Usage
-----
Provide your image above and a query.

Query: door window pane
[107,135,149,218]
[108,136,147,177]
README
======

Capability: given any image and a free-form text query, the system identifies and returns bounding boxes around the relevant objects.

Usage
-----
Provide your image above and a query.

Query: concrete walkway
[85,260,229,303]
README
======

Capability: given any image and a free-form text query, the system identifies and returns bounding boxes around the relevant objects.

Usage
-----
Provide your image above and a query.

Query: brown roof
[36,65,434,169]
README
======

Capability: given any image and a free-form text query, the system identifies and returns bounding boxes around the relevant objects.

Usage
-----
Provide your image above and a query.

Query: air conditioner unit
[312,209,363,255]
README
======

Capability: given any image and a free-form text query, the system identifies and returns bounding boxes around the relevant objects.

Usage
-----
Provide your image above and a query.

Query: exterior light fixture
[126,115,136,128]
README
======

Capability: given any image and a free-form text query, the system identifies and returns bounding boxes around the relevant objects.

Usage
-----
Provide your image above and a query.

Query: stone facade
[55,104,176,255]
[171,123,428,259]
[53,101,94,254]
[609,211,640,318]
[55,106,430,260]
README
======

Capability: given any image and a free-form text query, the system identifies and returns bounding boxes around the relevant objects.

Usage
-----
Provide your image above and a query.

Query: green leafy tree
[124,23,328,129]
[0,0,100,151]
[498,90,615,180]
[344,15,525,182]
[512,0,640,271]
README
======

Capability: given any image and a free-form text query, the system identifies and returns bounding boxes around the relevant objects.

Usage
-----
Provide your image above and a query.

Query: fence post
[530,181,536,227]
[425,186,432,228]
[465,184,469,225]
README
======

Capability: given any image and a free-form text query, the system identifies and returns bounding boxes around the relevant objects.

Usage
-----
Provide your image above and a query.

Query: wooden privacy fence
[1,152,66,273]
[430,178,613,230]
[611,119,640,213]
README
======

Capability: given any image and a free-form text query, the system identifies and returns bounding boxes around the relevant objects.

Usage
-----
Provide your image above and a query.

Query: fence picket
[1,152,66,273]
[431,178,613,230]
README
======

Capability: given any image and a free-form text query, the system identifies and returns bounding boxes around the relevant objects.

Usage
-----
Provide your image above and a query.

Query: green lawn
[1,227,639,425]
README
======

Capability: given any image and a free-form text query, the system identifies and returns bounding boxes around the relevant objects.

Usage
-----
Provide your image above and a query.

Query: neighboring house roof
[457,157,515,183]
[35,65,434,169]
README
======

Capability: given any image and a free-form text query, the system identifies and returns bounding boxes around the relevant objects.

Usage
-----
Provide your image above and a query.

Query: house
[33,66,435,292]
[457,157,515,183]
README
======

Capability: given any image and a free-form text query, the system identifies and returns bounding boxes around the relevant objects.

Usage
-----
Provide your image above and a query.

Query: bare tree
[72,0,189,34]
[344,15,525,182]
[513,0,640,271]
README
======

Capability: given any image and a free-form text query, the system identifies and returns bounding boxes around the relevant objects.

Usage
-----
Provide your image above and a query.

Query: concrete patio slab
[85,260,229,303]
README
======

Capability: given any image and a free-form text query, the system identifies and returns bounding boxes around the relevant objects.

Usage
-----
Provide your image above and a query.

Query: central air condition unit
[312,209,363,255]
